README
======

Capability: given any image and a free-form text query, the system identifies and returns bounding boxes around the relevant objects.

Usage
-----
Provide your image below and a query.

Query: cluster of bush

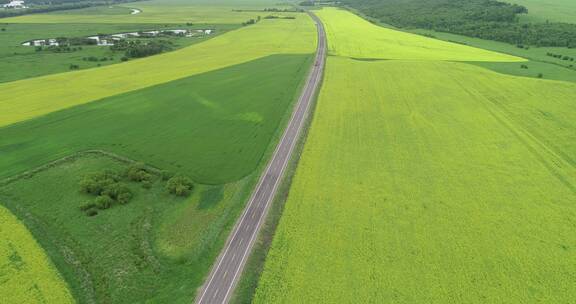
[110,40,173,59]
[83,56,112,62]
[263,15,296,20]
[125,163,154,188]
[165,175,194,197]
[343,0,576,48]
[79,170,133,216]
[35,45,82,53]
[263,7,304,12]
[79,163,194,216]
[546,52,575,61]
[242,16,261,26]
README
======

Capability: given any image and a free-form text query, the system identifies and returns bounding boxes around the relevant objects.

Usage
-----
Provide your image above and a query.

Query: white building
[86,36,115,46]
[2,0,27,9]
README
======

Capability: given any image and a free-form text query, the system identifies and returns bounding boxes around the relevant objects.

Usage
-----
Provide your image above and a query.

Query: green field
[316,8,524,62]
[254,8,576,303]
[0,23,235,83]
[0,1,317,302]
[512,0,576,23]
[2,0,292,24]
[409,28,576,82]
[0,52,313,301]
[0,205,74,303]
[0,54,312,183]
[0,153,245,303]
[0,14,315,127]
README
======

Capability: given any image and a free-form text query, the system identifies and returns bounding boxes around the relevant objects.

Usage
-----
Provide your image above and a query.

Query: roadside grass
[0,14,315,127]
[0,205,74,303]
[315,8,524,62]
[0,23,238,83]
[2,0,296,24]
[0,54,313,184]
[254,56,576,303]
[230,53,322,304]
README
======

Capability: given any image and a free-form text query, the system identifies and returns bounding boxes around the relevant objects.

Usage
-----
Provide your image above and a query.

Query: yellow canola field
[316,8,525,62]
[0,205,75,303]
[0,16,316,127]
[254,56,576,303]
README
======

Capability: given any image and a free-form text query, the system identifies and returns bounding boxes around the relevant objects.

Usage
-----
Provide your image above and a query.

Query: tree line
[110,39,173,59]
[0,0,140,18]
[341,0,576,48]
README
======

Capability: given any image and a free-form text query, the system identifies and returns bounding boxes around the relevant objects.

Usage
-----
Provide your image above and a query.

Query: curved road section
[195,12,327,304]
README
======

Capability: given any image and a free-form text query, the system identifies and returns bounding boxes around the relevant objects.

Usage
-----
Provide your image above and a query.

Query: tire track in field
[456,80,576,195]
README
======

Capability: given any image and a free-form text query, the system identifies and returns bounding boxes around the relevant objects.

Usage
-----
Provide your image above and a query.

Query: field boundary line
[0,149,162,187]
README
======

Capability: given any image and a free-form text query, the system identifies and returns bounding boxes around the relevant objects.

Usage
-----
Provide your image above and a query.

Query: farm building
[2,0,27,8]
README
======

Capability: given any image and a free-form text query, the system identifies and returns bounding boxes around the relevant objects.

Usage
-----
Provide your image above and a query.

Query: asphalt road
[195,12,327,304]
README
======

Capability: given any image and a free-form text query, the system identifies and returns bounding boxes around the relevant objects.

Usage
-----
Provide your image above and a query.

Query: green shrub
[86,209,98,217]
[79,170,134,211]
[126,163,152,182]
[80,177,111,195]
[117,192,133,205]
[79,202,96,211]
[102,183,132,200]
[142,180,152,189]
[95,195,114,210]
[166,175,194,197]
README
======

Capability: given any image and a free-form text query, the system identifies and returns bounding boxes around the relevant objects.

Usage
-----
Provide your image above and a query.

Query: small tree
[80,202,97,211]
[117,192,133,204]
[126,163,152,182]
[166,175,194,197]
[95,195,114,209]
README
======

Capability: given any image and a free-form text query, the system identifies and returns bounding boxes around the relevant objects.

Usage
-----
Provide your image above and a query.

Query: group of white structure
[22,29,214,47]
[22,38,59,47]
[2,0,27,9]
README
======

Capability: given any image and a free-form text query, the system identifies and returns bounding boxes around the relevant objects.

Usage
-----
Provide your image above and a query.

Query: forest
[342,0,576,47]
